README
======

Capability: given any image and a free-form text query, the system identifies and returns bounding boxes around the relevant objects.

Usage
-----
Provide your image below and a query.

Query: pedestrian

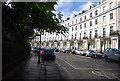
[38,48,44,64]
[37,48,41,64]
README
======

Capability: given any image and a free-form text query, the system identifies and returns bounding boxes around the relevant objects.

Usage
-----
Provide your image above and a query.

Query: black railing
[83,37,88,39]
[110,31,119,36]
[94,35,98,38]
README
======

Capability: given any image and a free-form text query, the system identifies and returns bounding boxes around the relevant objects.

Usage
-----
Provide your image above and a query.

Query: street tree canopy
[2,2,68,42]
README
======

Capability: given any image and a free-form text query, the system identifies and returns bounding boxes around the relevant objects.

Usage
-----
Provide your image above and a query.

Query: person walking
[38,48,44,64]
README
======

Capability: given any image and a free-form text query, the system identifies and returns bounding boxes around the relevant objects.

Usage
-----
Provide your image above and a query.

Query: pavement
[5,51,65,81]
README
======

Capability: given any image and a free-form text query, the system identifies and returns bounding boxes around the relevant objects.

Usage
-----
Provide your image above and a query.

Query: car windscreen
[111,49,120,54]
[78,49,82,51]
[44,49,53,52]
[89,50,95,53]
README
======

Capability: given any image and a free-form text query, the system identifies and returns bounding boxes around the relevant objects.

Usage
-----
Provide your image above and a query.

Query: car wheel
[105,56,108,61]
[80,53,82,55]
[118,58,120,63]
[91,54,94,58]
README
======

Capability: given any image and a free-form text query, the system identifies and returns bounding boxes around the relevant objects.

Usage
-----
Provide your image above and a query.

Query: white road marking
[56,61,74,79]
[91,71,120,80]
[56,56,113,71]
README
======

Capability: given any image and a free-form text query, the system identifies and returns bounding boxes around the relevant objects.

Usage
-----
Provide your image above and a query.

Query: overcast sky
[54,0,100,20]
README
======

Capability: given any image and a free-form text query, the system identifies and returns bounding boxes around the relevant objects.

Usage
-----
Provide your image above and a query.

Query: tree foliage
[2,2,68,42]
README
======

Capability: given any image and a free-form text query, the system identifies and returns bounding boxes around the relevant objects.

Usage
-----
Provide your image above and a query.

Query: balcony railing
[94,35,98,38]
[110,30,120,36]
[83,37,88,39]
[60,39,63,41]
[54,40,57,42]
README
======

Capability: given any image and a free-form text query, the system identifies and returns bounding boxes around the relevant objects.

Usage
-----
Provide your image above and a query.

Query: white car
[85,50,95,57]
[75,49,85,55]
[103,48,120,61]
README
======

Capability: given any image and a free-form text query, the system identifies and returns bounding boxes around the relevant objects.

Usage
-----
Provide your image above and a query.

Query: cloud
[80,1,94,10]
[54,0,100,20]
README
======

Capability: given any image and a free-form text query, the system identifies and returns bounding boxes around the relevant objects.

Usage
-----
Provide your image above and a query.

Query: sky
[54,0,100,20]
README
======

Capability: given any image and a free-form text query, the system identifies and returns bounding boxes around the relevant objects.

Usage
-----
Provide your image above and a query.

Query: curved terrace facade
[33,0,120,52]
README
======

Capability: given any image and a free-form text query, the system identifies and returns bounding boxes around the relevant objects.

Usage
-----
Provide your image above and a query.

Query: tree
[2,2,68,42]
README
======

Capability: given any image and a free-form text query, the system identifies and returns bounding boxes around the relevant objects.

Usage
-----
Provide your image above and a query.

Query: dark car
[71,49,76,54]
[34,47,40,54]
[54,48,59,52]
[65,49,72,54]
[42,49,56,60]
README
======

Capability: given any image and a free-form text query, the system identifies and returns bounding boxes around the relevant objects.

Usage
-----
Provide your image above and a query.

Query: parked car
[71,49,76,54]
[103,48,120,61]
[59,48,65,52]
[75,49,85,55]
[34,47,40,54]
[42,49,56,60]
[54,48,59,52]
[65,49,72,54]
[91,52,102,58]
[85,50,95,57]
[62,49,66,53]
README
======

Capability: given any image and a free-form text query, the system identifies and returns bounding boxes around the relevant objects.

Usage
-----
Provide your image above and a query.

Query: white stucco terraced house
[32,0,120,52]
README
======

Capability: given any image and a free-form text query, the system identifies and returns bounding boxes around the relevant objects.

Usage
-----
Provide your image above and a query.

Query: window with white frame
[89,31,92,39]
[90,13,92,18]
[110,12,113,20]
[80,24,82,29]
[84,32,86,37]
[84,15,86,20]
[75,34,77,39]
[95,30,98,38]
[103,6,105,12]
[72,21,74,24]
[103,28,106,37]
[95,10,98,15]
[103,16,106,22]
[80,17,82,21]
[68,22,69,26]
[76,19,77,23]
[95,19,98,25]
[80,33,81,39]
[72,27,74,31]
[71,34,73,40]
[84,23,86,28]
[109,2,113,9]
[110,26,113,33]
[90,21,92,26]
[75,26,77,30]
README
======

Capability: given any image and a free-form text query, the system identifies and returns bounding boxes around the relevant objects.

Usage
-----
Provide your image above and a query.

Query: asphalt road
[55,52,120,80]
